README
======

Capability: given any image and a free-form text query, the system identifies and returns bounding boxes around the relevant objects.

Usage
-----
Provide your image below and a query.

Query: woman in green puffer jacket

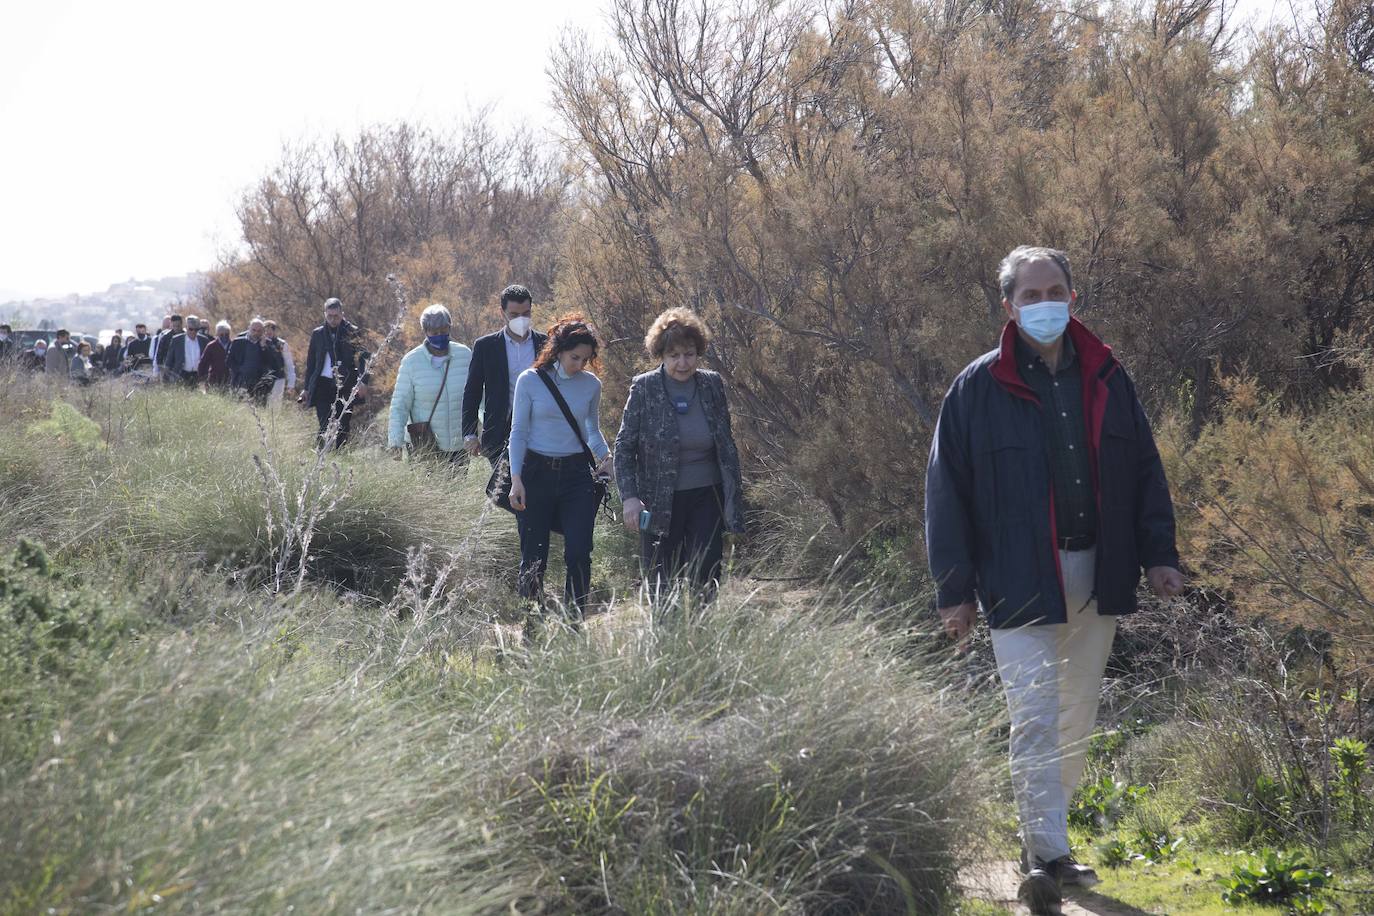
[388,304,473,462]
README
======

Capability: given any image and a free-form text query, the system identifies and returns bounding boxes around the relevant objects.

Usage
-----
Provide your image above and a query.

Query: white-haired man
[229,317,286,405]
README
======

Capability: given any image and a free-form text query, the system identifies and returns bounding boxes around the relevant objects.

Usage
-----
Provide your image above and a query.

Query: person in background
[0,324,15,364]
[388,304,473,463]
[199,321,232,388]
[45,329,74,379]
[153,314,183,380]
[263,320,297,404]
[229,317,286,405]
[23,339,48,372]
[123,323,152,370]
[147,315,171,368]
[300,298,370,449]
[102,333,124,373]
[462,284,548,467]
[925,245,1184,916]
[507,315,612,625]
[69,341,95,385]
[614,308,745,602]
[164,316,209,385]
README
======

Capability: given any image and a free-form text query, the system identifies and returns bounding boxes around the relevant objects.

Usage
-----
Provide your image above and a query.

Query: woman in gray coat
[614,308,745,598]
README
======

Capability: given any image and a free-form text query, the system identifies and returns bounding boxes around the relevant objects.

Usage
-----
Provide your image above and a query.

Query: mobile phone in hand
[638,508,652,531]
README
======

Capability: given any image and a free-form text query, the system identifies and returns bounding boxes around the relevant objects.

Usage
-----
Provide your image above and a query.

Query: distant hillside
[0,273,205,335]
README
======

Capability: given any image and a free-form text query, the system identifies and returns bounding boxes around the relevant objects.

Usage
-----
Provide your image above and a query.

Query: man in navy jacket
[461,284,548,467]
[925,246,1183,915]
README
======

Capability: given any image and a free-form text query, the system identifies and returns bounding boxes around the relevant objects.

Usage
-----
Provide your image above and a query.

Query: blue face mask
[1015,300,1070,345]
[426,333,450,352]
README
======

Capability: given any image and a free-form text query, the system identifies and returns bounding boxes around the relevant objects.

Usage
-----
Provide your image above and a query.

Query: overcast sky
[1,0,1289,301]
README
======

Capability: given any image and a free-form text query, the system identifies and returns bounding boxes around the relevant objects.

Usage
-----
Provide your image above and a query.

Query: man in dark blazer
[229,317,287,405]
[299,298,371,449]
[152,314,184,381]
[161,317,210,385]
[461,284,547,467]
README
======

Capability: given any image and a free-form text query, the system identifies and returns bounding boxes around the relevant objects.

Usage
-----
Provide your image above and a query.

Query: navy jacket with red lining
[925,318,1179,628]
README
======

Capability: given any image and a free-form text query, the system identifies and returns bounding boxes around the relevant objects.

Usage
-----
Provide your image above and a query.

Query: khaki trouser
[989,547,1117,865]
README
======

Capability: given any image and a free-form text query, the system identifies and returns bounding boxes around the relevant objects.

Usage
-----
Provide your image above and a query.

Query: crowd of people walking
[0,314,299,403]
[386,285,744,622]
[3,286,746,620]
[6,248,1192,916]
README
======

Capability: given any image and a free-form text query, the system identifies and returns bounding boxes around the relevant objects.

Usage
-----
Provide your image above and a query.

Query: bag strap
[536,369,597,467]
[425,357,452,425]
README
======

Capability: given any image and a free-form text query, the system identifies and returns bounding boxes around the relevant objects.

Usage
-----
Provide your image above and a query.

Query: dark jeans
[641,484,725,598]
[179,370,198,386]
[313,378,354,449]
[516,451,600,618]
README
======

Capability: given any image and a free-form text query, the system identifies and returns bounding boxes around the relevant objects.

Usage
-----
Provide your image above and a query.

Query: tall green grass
[0,374,995,913]
[1,578,994,913]
[0,372,516,592]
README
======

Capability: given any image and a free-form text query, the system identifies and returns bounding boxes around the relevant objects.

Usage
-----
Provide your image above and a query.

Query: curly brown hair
[534,314,601,371]
[644,307,711,358]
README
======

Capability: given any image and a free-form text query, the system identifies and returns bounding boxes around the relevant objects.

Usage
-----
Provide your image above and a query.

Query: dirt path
[962,861,1160,915]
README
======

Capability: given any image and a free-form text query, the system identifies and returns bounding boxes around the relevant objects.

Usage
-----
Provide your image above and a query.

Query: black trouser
[313,378,354,449]
[641,484,725,597]
[179,370,198,386]
[516,451,600,618]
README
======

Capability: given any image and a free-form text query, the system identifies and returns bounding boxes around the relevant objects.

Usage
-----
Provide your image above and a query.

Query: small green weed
[1219,849,1332,912]
[1134,827,1186,864]
[1329,737,1368,828]
[1095,838,1132,869]
[1070,774,1151,831]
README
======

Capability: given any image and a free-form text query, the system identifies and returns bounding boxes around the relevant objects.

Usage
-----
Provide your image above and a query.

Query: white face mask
[507,316,532,337]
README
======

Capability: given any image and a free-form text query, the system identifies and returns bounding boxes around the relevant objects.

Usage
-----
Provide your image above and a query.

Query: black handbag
[485,449,515,513]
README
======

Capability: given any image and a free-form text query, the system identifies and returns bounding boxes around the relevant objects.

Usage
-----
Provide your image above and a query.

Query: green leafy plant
[1070,774,1150,831]
[1095,839,1131,869]
[1328,737,1368,828]
[1133,825,1185,864]
[1219,849,1332,912]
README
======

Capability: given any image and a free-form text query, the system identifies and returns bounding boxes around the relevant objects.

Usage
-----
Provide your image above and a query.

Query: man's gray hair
[215,320,232,334]
[420,303,452,333]
[248,316,265,329]
[998,246,1073,302]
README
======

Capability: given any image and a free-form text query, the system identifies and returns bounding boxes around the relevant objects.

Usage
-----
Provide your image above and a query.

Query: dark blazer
[461,329,547,457]
[925,318,1179,629]
[302,321,371,407]
[151,329,177,369]
[162,332,211,376]
[102,343,123,371]
[228,334,285,390]
[614,367,746,538]
[0,337,14,363]
[199,337,230,386]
